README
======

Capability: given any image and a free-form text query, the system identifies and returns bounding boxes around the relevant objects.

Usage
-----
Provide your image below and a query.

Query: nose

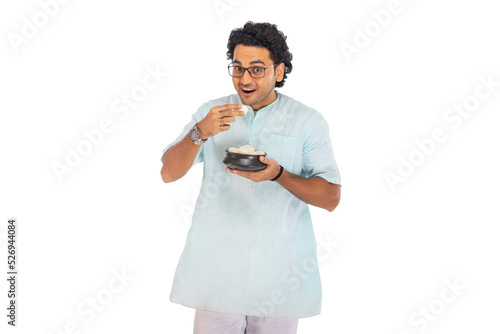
[240,69,253,85]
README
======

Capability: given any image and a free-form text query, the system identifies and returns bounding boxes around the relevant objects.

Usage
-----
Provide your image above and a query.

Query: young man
[161,22,341,334]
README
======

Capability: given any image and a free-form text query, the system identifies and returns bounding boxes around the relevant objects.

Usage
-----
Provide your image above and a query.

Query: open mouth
[241,87,256,95]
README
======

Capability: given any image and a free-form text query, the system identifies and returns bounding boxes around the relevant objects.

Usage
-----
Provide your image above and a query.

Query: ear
[275,62,285,82]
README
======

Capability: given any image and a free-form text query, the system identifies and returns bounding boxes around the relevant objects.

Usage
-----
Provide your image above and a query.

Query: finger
[219,124,230,131]
[229,168,244,176]
[220,117,236,123]
[220,109,246,117]
[213,104,242,113]
[219,104,246,116]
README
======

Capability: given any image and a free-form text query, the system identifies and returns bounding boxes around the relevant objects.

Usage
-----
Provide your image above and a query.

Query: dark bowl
[223,149,267,171]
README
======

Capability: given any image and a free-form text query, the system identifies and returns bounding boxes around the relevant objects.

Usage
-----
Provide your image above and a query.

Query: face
[231,44,284,111]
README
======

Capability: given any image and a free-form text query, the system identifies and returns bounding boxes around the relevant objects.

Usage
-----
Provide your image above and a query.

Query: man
[160,22,341,334]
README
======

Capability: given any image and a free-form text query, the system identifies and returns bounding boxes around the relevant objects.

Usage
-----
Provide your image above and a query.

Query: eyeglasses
[228,64,277,78]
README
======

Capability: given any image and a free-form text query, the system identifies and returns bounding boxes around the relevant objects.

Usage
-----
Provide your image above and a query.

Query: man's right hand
[196,104,245,140]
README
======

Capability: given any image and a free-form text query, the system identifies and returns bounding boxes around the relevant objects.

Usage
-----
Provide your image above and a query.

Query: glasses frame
[227,63,277,78]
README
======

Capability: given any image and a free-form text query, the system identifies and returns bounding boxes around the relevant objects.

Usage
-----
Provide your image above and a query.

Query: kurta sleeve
[160,106,205,166]
[301,114,341,185]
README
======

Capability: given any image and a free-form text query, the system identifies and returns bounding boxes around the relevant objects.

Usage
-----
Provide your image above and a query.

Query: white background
[1,0,499,333]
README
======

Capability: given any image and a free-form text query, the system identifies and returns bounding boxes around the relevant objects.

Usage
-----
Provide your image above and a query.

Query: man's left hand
[226,156,280,183]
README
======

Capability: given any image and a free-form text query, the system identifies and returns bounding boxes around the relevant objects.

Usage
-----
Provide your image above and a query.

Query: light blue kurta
[161,92,341,318]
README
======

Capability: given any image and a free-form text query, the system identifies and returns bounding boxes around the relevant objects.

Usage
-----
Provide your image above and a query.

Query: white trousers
[193,309,299,334]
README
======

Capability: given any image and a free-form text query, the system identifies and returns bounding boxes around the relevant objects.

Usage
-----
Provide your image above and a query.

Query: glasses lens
[229,66,244,77]
[249,67,265,78]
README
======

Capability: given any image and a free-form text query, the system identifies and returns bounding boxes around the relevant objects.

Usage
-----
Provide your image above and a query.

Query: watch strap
[271,165,284,181]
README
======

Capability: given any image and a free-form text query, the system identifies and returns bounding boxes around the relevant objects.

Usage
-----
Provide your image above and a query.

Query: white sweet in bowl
[227,144,265,155]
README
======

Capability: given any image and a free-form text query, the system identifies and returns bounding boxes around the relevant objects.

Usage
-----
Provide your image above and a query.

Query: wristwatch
[189,123,207,145]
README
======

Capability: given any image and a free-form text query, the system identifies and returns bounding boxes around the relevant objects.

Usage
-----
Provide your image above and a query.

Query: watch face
[190,125,201,144]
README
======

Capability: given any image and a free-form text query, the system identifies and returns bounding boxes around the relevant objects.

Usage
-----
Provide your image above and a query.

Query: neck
[252,90,277,112]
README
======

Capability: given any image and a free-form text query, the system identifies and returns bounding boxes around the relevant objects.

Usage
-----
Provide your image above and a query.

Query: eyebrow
[232,59,267,66]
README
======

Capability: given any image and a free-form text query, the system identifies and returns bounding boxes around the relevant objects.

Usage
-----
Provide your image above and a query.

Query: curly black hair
[227,22,293,88]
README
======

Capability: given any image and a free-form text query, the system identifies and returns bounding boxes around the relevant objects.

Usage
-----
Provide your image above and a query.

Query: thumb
[260,155,267,163]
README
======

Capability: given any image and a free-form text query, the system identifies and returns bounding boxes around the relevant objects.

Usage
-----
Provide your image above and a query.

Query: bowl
[223,149,267,171]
